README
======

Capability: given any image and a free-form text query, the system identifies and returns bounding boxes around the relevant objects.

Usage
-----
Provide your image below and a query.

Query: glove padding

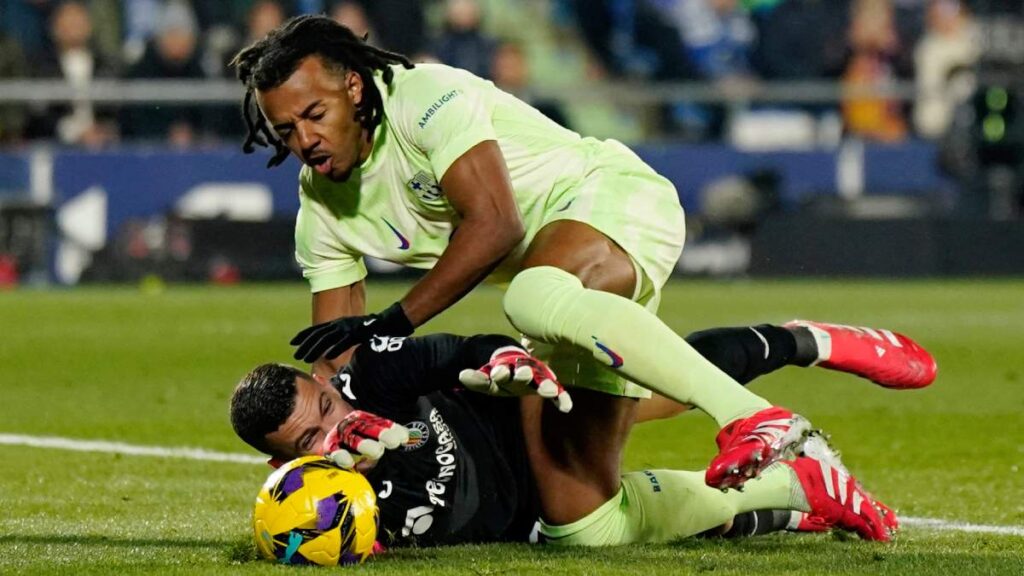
[321,410,410,469]
[459,346,573,413]
[291,302,414,362]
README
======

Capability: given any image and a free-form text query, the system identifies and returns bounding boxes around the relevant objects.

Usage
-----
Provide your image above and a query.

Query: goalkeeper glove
[320,410,410,469]
[459,346,573,413]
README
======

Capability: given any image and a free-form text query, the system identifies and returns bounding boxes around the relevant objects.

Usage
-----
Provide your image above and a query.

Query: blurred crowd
[0,0,987,147]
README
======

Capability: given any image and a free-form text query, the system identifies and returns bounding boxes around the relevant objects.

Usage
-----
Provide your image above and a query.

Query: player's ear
[345,70,363,105]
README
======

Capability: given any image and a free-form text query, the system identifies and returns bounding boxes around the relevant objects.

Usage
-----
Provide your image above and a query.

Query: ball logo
[402,421,429,451]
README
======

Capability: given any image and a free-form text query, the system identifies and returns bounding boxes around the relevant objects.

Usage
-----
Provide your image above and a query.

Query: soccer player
[231,321,921,548]
[230,16,935,510]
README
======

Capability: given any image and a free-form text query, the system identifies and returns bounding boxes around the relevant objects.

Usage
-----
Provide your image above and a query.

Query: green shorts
[526,140,687,399]
[544,138,687,296]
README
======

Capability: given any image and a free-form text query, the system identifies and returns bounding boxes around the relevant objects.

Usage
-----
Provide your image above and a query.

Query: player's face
[256,55,371,182]
[264,374,352,460]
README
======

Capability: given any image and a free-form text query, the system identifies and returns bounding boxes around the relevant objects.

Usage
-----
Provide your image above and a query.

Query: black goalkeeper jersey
[329,333,540,547]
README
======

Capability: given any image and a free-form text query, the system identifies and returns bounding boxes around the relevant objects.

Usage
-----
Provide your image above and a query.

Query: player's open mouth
[309,155,333,176]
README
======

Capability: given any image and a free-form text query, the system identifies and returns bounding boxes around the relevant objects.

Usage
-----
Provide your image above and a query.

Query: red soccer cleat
[787,512,832,533]
[786,433,900,537]
[786,320,937,389]
[783,454,898,542]
[706,406,812,491]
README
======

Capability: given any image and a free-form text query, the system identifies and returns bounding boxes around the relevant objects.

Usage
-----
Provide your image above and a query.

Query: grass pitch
[1,280,1022,575]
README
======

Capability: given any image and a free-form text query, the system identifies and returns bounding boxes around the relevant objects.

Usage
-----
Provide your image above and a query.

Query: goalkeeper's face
[265,374,353,460]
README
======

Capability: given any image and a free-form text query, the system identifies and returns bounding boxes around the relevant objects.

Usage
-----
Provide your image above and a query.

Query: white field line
[901,517,1024,537]
[1,433,1023,537]
[0,433,265,465]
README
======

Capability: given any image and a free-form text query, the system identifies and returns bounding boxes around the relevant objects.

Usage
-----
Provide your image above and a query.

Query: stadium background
[1,1,1022,574]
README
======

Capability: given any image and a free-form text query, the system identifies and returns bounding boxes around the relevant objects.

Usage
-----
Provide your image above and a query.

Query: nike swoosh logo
[381,217,410,250]
[592,337,624,368]
[556,199,575,212]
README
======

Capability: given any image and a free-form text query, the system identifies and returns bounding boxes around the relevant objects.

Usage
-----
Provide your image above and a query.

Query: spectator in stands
[243,0,287,46]
[433,0,497,79]
[660,0,756,80]
[330,0,374,42]
[122,0,204,145]
[913,0,979,139]
[655,0,759,137]
[25,0,119,147]
[122,0,163,65]
[568,0,696,81]
[0,31,29,143]
[217,1,287,77]
[491,40,570,129]
[346,0,425,57]
[0,0,57,61]
[842,0,908,142]
[752,0,848,81]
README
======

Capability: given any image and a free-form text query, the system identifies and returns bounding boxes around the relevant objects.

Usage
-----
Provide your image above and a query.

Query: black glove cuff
[377,302,415,336]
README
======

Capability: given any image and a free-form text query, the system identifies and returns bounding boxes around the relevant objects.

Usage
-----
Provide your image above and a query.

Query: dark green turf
[1,280,1022,574]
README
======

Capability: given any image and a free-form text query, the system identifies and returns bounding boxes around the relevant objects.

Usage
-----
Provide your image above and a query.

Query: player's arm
[290,68,522,362]
[399,141,524,326]
[309,280,366,378]
[290,144,522,364]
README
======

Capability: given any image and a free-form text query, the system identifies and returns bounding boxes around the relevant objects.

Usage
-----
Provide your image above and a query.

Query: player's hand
[321,410,410,469]
[291,302,414,362]
[459,346,573,413]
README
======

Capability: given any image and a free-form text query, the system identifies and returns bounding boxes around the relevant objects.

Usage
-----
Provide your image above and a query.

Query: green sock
[504,266,771,427]
[539,465,808,546]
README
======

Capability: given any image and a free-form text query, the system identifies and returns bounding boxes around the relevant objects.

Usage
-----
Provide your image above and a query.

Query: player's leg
[537,464,805,545]
[519,386,806,537]
[511,244,642,525]
[639,321,938,422]
[519,391,638,526]
[505,146,810,490]
[785,320,938,389]
[534,434,897,546]
[506,220,773,429]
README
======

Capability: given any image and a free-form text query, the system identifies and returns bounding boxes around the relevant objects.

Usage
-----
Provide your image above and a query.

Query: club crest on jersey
[402,421,430,451]
[407,171,443,201]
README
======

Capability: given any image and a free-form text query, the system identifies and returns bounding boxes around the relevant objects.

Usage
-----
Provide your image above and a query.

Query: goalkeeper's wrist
[377,302,415,336]
[490,345,527,361]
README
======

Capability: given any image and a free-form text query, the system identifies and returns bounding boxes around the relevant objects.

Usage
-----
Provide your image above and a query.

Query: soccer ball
[252,455,379,566]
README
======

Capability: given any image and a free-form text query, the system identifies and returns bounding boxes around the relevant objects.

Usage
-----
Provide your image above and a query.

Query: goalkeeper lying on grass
[230,321,934,548]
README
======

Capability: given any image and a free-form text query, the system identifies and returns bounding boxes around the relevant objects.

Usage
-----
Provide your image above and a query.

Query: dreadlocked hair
[230,14,414,167]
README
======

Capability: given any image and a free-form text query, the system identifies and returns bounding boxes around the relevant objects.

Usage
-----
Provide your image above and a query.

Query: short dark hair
[230,14,414,167]
[230,363,311,456]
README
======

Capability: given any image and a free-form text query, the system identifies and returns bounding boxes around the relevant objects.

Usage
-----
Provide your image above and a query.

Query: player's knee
[503,266,583,336]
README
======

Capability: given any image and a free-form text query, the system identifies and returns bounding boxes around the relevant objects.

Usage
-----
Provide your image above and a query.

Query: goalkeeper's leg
[638,324,817,421]
[521,389,809,544]
[538,466,807,545]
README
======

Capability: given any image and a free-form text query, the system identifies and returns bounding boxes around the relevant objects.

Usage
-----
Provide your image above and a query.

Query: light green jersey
[295,63,684,293]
